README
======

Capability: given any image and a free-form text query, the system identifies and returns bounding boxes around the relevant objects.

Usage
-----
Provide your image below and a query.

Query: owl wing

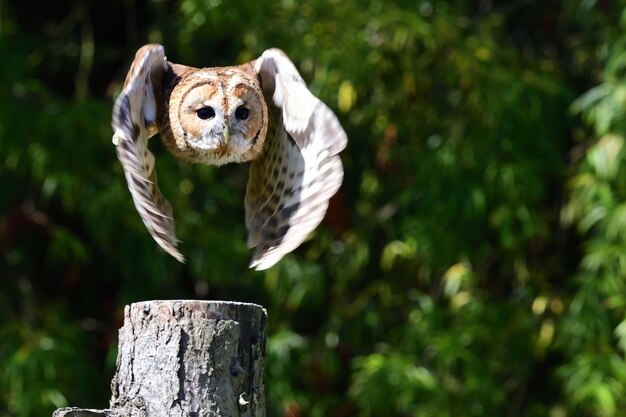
[111,44,184,262]
[245,49,348,270]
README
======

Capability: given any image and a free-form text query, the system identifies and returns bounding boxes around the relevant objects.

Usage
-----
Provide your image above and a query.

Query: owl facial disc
[165,69,267,165]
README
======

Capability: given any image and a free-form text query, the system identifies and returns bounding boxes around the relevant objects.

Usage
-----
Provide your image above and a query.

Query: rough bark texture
[53,300,267,417]
[53,408,118,417]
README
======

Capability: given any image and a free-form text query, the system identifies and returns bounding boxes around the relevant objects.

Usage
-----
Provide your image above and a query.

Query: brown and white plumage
[111,44,347,270]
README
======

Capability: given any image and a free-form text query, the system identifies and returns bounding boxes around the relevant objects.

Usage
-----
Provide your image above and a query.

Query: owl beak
[223,125,229,144]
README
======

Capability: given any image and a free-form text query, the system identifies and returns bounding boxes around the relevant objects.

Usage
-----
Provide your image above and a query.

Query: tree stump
[54,300,267,417]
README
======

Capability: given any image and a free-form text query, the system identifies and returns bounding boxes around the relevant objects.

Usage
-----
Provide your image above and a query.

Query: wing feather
[111,44,184,262]
[245,49,347,270]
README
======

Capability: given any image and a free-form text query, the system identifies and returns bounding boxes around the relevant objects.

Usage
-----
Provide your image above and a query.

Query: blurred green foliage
[2,0,626,416]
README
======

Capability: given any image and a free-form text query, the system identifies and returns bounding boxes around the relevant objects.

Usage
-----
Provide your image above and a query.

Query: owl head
[165,68,268,165]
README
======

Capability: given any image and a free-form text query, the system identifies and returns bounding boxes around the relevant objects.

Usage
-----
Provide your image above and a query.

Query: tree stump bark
[54,300,267,417]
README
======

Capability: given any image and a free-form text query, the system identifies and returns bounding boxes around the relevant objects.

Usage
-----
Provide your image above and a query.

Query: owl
[111,44,347,270]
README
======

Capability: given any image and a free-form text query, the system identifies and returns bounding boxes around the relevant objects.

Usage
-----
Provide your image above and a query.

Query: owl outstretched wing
[246,49,348,270]
[112,44,184,262]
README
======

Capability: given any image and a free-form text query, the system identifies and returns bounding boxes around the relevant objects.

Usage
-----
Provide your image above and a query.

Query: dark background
[2,1,626,416]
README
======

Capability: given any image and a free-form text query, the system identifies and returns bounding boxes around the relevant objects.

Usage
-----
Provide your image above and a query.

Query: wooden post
[54,300,267,417]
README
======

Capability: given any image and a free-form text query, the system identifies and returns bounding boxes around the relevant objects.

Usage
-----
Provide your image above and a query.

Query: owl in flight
[111,44,347,270]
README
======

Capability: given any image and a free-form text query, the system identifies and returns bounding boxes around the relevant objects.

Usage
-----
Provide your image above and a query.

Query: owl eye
[235,106,249,120]
[196,107,215,120]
